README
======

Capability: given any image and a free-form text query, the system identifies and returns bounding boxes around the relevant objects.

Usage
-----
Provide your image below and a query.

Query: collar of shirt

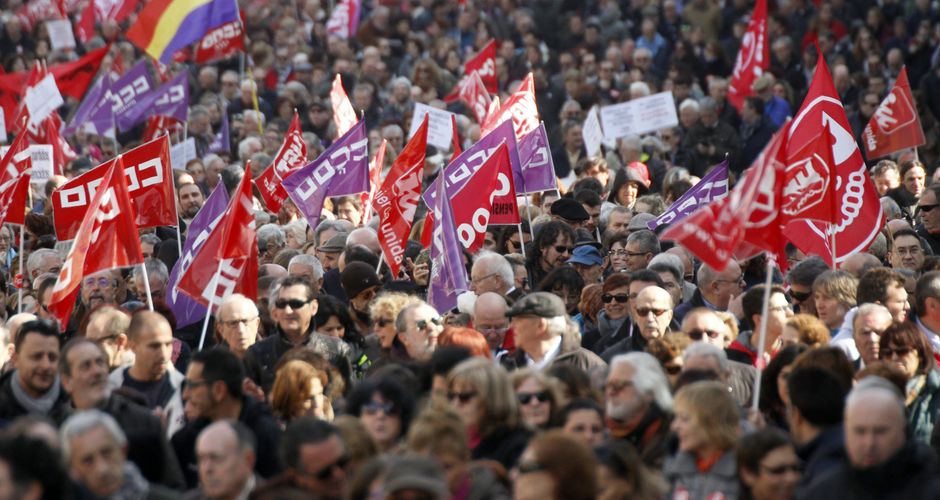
[916,317,940,353]
[526,335,563,370]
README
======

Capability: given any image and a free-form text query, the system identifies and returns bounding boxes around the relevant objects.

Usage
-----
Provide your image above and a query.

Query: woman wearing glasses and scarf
[879,321,940,444]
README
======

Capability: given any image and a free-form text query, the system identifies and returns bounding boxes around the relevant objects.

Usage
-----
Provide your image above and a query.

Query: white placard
[600,91,679,141]
[24,74,64,126]
[582,106,604,158]
[0,144,54,186]
[170,137,197,170]
[409,102,456,151]
[46,19,76,51]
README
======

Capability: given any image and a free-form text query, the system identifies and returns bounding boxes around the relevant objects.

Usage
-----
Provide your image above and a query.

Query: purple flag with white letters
[428,175,469,314]
[282,120,369,227]
[63,74,114,137]
[208,109,229,154]
[518,122,557,193]
[647,161,729,231]
[166,183,230,327]
[422,119,522,206]
[117,72,189,131]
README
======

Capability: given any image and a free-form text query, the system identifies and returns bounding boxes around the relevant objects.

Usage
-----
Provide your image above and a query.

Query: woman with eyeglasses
[346,376,416,453]
[878,321,940,444]
[582,274,632,355]
[737,428,802,500]
[664,381,740,499]
[446,357,530,469]
[510,369,565,432]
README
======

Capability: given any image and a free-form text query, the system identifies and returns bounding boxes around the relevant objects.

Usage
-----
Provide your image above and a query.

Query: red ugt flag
[376,116,428,277]
[861,66,925,160]
[728,0,768,111]
[47,156,143,330]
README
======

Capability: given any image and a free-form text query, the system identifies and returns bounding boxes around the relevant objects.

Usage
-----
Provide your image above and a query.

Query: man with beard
[178,182,205,230]
[340,262,381,333]
[526,221,576,288]
[605,352,673,469]
[0,320,71,422]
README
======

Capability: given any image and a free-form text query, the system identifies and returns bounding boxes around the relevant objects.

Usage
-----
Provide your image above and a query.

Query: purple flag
[63,74,114,137]
[428,175,469,314]
[282,120,369,227]
[102,60,154,125]
[518,122,557,193]
[166,183,230,327]
[422,119,522,206]
[208,109,229,154]
[647,161,729,231]
[117,72,189,131]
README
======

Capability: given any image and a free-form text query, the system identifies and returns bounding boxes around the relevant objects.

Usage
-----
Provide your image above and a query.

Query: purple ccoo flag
[518,122,557,194]
[428,175,469,314]
[63,74,115,137]
[647,161,729,231]
[282,120,370,227]
[422,119,522,206]
[166,183,230,327]
[117,71,189,131]
[208,108,229,154]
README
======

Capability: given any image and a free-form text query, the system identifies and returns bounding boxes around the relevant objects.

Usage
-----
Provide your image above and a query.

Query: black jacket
[0,370,71,425]
[799,439,940,500]
[796,425,846,494]
[171,396,283,488]
[244,323,352,394]
[471,426,531,470]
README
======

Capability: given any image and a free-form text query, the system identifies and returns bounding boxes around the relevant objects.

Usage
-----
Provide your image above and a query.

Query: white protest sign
[409,102,455,151]
[600,91,679,141]
[0,144,54,187]
[582,106,604,158]
[46,19,76,51]
[24,74,64,126]
[170,137,197,170]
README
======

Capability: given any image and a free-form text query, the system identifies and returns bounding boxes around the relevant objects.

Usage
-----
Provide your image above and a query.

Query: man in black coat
[734,96,777,173]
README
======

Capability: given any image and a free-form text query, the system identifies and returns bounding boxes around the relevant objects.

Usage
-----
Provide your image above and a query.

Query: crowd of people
[5,0,940,499]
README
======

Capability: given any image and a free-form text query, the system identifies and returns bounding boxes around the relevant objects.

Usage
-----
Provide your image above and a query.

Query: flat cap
[551,197,590,222]
[506,292,567,318]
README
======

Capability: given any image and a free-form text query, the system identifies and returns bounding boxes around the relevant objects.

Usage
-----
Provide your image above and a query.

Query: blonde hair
[673,381,739,452]
[369,292,423,325]
[510,369,566,428]
[785,314,830,347]
[447,358,520,435]
[812,270,858,308]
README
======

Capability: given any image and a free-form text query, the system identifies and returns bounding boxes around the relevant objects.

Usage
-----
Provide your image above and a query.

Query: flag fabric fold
[127,0,240,63]
[647,161,729,231]
[727,0,769,111]
[116,71,189,132]
[428,174,469,314]
[861,66,925,160]
[331,74,358,138]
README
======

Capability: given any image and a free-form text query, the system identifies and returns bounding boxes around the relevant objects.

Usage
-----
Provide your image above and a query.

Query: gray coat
[664,450,739,500]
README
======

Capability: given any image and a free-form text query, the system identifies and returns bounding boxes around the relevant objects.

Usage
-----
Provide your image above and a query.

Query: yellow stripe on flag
[145,0,214,60]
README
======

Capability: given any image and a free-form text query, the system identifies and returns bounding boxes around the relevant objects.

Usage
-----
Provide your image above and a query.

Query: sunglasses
[275,298,310,309]
[416,317,443,330]
[881,346,913,358]
[448,390,477,403]
[664,363,682,375]
[517,391,550,405]
[687,329,721,341]
[375,318,393,327]
[760,463,803,475]
[554,245,574,254]
[362,401,396,416]
[788,290,812,302]
[313,455,350,480]
[636,307,669,317]
[603,293,630,303]
[919,204,940,213]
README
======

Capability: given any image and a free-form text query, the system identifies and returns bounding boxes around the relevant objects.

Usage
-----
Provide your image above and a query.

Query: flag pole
[750,255,775,413]
[16,224,23,314]
[830,224,838,269]
[198,259,225,351]
[140,262,154,311]
[522,194,535,239]
[517,223,526,255]
[376,251,385,274]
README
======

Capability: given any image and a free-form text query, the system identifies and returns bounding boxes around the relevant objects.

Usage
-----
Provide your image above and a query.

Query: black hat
[506,292,568,318]
[341,262,382,298]
[551,198,590,222]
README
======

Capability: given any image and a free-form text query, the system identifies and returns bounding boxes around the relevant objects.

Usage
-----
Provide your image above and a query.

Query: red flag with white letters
[445,40,498,100]
[450,142,505,253]
[457,71,492,124]
[0,131,32,226]
[258,111,306,213]
[195,19,245,64]
[727,0,769,111]
[861,67,925,160]
[52,136,175,240]
[376,116,428,276]
[47,155,143,330]
[480,73,539,139]
[331,74,358,138]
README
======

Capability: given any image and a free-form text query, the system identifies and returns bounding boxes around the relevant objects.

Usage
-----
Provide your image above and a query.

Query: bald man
[194,421,258,499]
[108,311,186,437]
[602,286,676,361]
[472,292,510,354]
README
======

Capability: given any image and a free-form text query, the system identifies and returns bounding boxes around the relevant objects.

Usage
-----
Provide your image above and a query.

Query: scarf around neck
[10,370,60,416]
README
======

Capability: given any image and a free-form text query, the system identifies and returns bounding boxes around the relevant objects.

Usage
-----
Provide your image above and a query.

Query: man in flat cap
[550,198,591,230]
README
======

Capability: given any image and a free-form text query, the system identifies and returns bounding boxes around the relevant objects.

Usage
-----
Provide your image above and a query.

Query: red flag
[258,111,307,212]
[42,114,77,176]
[331,74,358,138]
[111,51,126,77]
[727,0,769,111]
[361,139,388,220]
[480,73,539,139]
[862,67,925,159]
[76,0,96,43]
[450,40,498,97]
[450,114,462,162]
[450,142,506,252]
[47,155,143,330]
[376,117,428,276]
[52,136,176,240]
[782,52,883,266]
[488,145,521,226]
[194,19,246,64]
[177,167,257,307]
[142,116,181,142]
[420,210,434,247]
[0,131,33,226]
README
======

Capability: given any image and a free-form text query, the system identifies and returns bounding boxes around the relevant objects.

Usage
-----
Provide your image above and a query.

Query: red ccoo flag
[862,66,925,160]
[47,155,144,330]
[0,130,32,226]
[727,0,769,111]
[450,142,507,253]
[782,51,883,266]
[331,74,358,138]
[376,116,428,276]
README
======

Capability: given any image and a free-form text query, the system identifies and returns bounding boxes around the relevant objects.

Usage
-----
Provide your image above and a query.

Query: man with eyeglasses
[132,258,168,305]
[395,301,445,362]
[80,269,117,311]
[605,352,673,469]
[85,306,133,370]
[214,294,260,362]
[890,228,927,272]
[787,257,829,316]
[526,221,576,289]
[172,348,283,488]
[681,308,732,347]
[252,418,349,499]
[728,285,793,366]
[623,230,659,272]
[673,260,745,325]
[601,285,675,361]
[472,292,511,356]
[915,183,940,254]
[245,277,350,393]
[471,251,521,303]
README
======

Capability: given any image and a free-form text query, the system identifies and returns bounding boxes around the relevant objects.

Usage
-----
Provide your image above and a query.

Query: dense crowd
[5,0,940,499]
